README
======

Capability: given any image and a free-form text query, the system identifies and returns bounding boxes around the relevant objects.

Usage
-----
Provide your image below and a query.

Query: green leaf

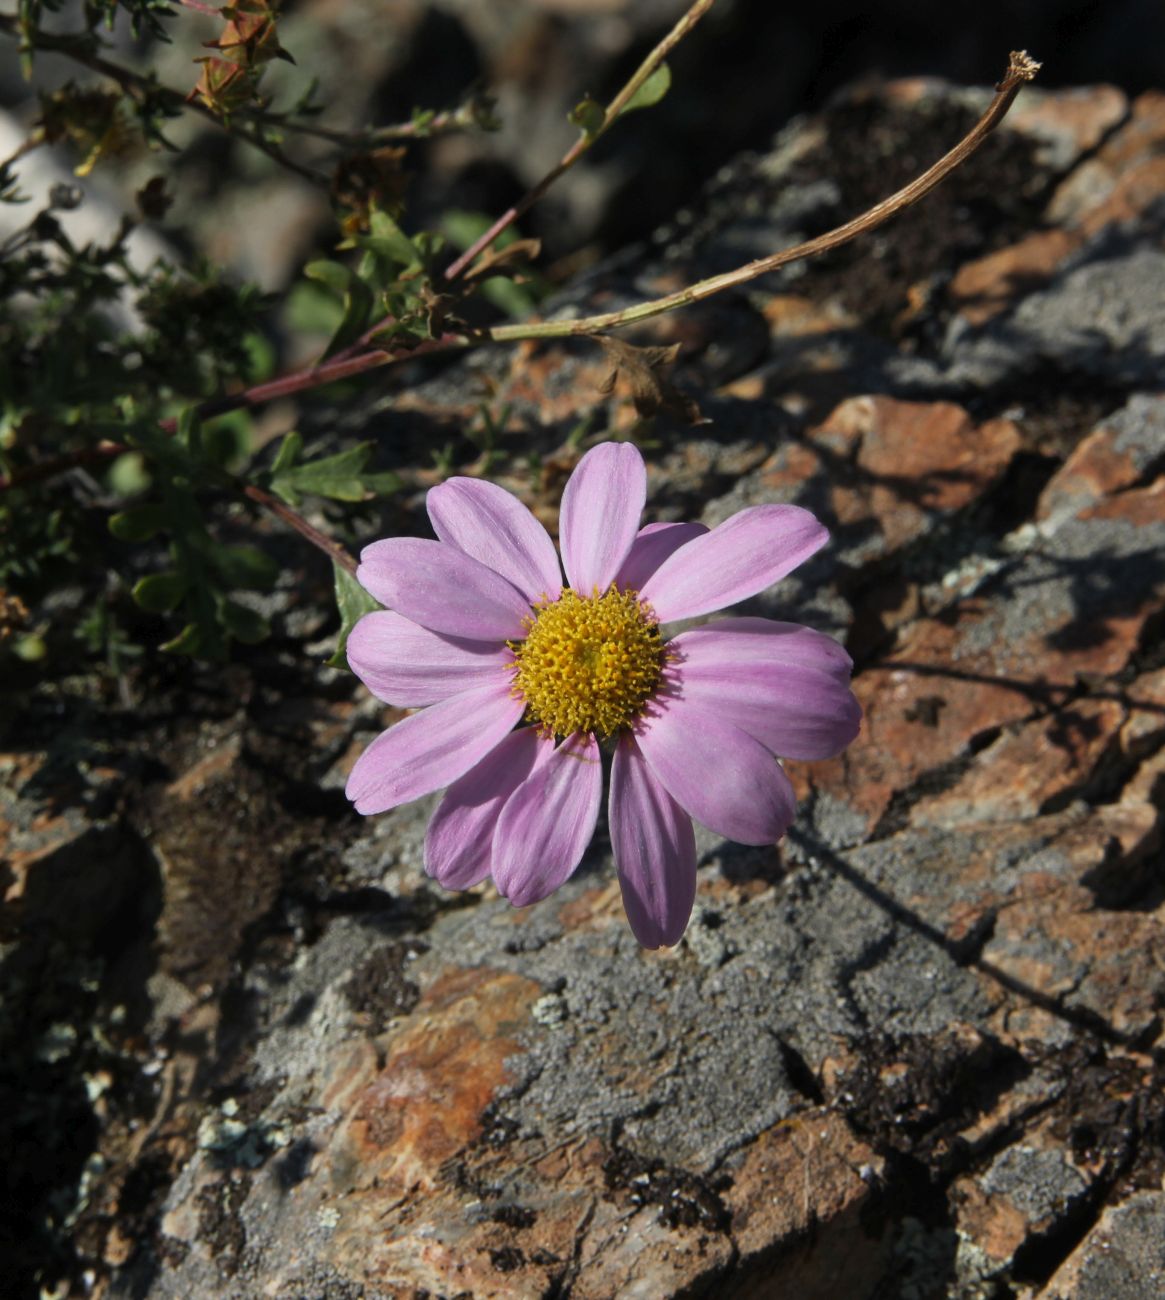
[410,108,437,135]
[305,260,375,356]
[208,543,279,591]
[12,633,47,662]
[329,279,374,357]
[326,564,380,668]
[441,209,503,252]
[109,503,168,542]
[132,570,188,613]
[480,274,537,319]
[270,431,303,476]
[364,210,423,270]
[107,452,152,496]
[285,280,345,339]
[619,63,671,117]
[0,404,29,448]
[304,259,353,297]
[242,330,277,382]
[359,469,402,497]
[202,411,253,470]
[159,621,206,655]
[569,97,605,141]
[272,442,373,503]
[218,598,270,645]
[174,406,202,455]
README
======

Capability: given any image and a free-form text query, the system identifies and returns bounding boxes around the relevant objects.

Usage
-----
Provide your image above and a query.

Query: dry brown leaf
[593,336,704,424]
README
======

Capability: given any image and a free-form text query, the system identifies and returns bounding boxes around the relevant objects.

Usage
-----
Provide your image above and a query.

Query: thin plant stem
[487,51,1044,341]
[441,0,716,283]
[157,332,460,433]
[194,49,1042,414]
[241,482,358,574]
[248,101,490,147]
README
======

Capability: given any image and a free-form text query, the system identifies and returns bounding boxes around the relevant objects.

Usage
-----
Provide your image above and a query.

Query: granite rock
[5,74,1165,1300]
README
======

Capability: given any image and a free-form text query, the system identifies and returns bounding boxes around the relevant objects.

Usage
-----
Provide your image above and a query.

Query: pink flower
[345,442,861,947]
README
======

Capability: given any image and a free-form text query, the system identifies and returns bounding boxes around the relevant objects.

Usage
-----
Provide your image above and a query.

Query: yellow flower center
[510,587,664,738]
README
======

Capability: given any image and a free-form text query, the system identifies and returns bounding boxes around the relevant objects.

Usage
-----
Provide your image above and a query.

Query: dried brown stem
[487,50,1043,341]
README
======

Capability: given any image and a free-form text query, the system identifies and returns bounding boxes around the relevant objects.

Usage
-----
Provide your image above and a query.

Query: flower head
[345,442,861,947]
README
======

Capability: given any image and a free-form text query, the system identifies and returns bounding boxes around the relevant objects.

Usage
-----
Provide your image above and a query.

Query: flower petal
[345,683,524,815]
[427,477,562,603]
[675,615,854,679]
[347,610,514,707]
[357,537,530,641]
[615,521,708,593]
[670,621,861,759]
[424,727,549,889]
[491,732,602,907]
[609,734,697,948]
[638,505,829,622]
[635,697,797,845]
[559,442,646,595]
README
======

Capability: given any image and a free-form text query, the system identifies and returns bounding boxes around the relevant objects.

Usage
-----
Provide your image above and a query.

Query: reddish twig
[241,482,358,574]
[157,332,460,434]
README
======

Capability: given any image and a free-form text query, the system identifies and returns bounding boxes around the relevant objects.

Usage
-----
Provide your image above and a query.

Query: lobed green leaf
[218,597,270,645]
[271,441,373,503]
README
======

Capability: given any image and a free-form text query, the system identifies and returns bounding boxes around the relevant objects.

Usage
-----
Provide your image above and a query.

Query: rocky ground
[3,73,1165,1299]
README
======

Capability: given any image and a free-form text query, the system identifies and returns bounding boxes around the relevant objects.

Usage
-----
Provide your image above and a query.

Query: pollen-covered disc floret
[511,586,664,738]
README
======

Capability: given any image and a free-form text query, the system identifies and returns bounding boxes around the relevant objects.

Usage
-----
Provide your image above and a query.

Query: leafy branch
[180,50,1048,421]
[0,0,1041,672]
[0,9,494,186]
[1,48,1039,505]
